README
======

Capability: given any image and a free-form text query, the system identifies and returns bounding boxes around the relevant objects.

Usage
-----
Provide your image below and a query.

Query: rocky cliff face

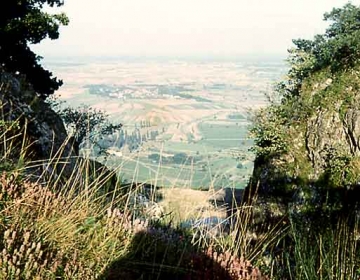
[250,66,360,209]
[0,69,76,179]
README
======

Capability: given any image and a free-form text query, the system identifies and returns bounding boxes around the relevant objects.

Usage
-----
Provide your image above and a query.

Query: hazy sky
[33,0,359,59]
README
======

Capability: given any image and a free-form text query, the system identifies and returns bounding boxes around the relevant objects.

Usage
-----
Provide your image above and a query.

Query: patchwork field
[47,58,285,189]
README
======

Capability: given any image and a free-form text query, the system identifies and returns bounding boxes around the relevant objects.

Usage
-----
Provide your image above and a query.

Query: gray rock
[181,216,230,237]
[128,193,164,220]
[0,70,76,179]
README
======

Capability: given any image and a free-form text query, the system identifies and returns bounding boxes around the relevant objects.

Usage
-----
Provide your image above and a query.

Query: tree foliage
[280,3,360,99]
[253,3,360,158]
[251,3,360,207]
[55,104,122,155]
[0,0,69,99]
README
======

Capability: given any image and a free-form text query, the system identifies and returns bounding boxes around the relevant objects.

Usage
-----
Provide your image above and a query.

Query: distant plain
[48,58,285,189]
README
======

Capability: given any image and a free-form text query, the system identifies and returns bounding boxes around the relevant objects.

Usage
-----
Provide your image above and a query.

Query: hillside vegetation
[0,1,359,280]
[249,4,360,278]
[251,3,360,206]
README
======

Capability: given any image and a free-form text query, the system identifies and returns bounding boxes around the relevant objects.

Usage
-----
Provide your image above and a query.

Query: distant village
[86,84,192,100]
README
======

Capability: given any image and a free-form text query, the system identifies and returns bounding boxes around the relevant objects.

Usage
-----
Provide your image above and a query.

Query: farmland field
[47,57,285,189]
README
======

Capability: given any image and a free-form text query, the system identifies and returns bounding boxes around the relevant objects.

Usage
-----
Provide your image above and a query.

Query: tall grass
[283,213,359,280]
[0,99,358,279]
[0,162,131,279]
[0,109,270,279]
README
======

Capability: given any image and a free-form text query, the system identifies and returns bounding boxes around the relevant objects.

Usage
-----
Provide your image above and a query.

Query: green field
[105,154,250,189]
[101,120,254,189]
[65,90,255,189]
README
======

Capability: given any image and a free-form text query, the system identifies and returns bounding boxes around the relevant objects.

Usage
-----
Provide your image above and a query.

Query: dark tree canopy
[282,3,360,98]
[0,0,69,99]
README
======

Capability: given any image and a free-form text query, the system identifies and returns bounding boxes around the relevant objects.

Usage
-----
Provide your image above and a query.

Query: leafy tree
[55,104,122,155]
[0,0,69,99]
[280,3,360,99]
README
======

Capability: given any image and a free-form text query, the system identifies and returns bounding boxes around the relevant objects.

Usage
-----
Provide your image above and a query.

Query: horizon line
[40,52,288,63]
